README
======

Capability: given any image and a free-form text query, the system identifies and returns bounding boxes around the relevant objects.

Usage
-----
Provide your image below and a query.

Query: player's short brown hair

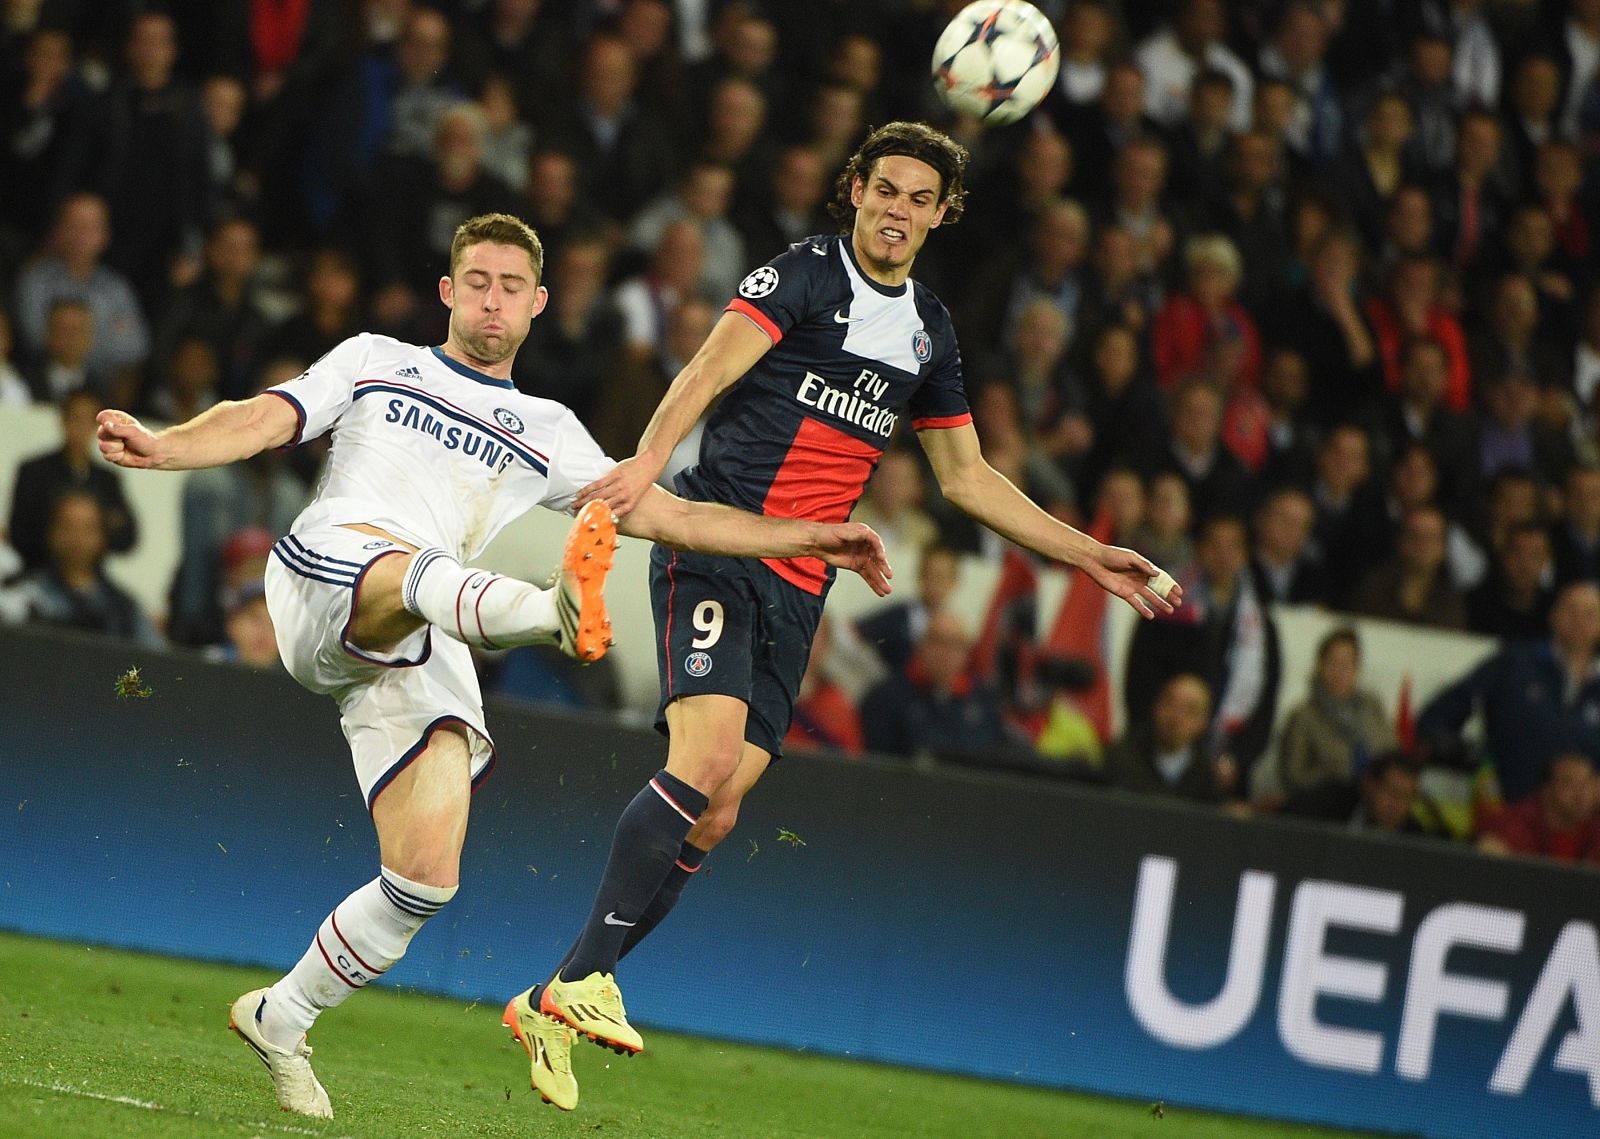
[449,213,545,283]
[829,121,969,230]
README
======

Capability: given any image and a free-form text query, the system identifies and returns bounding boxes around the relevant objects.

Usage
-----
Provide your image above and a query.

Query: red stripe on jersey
[760,418,881,595]
[912,412,974,431]
[726,298,783,344]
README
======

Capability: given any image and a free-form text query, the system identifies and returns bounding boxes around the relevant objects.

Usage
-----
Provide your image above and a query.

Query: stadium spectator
[1378,441,1489,591]
[0,26,88,242]
[513,235,624,425]
[802,80,866,176]
[1101,136,1177,278]
[1308,424,1388,605]
[519,149,607,265]
[1152,234,1261,397]
[165,410,307,648]
[734,143,831,261]
[1376,183,1442,273]
[198,73,252,218]
[1558,0,1600,140]
[1164,68,1235,217]
[57,11,213,316]
[1158,377,1252,522]
[1126,513,1280,782]
[1478,751,1600,864]
[2,488,159,649]
[1418,580,1600,802]
[1349,503,1468,629]
[475,73,533,194]
[1532,141,1590,268]
[784,615,863,758]
[860,611,1017,764]
[383,7,467,162]
[627,160,746,305]
[1268,627,1397,800]
[1469,274,1568,408]
[155,217,275,402]
[1465,520,1554,639]
[1105,672,1232,803]
[1438,107,1512,273]
[541,33,679,224]
[1049,0,1115,113]
[1209,130,1292,322]
[850,450,940,571]
[1074,322,1167,494]
[1550,464,1600,588]
[269,248,366,367]
[1132,470,1195,581]
[856,541,960,679]
[1390,29,1458,179]
[1367,257,1472,415]
[1471,367,1573,492]
[682,8,783,135]
[1326,92,1418,253]
[453,0,579,120]
[591,294,712,470]
[610,0,691,146]
[1136,0,1252,133]
[366,103,524,336]
[12,193,150,398]
[1378,335,1476,513]
[1276,229,1385,430]
[1256,1,1343,166]
[1073,223,1163,348]
[1280,751,1431,835]
[1255,346,1317,489]
[209,576,280,670]
[1062,60,1158,208]
[612,218,706,362]
[965,197,1091,360]
[21,299,102,406]
[1505,54,1565,187]
[1249,485,1326,605]
[145,336,222,426]
[7,389,137,573]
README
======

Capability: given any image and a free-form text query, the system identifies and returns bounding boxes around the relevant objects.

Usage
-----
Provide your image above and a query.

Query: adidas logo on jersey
[396,366,422,379]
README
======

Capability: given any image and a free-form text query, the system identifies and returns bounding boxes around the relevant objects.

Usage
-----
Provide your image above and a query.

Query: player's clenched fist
[96,409,164,469]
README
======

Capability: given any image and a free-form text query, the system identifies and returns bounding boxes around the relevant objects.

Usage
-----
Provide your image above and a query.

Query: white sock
[400,547,558,650]
[258,868,458,1048]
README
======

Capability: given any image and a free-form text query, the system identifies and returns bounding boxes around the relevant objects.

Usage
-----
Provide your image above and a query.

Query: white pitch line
[3,1076,352,1137]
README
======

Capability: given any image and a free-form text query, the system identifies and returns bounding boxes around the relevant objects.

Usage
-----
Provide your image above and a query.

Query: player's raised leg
[347,500,618,660]
[230,727,472,1117]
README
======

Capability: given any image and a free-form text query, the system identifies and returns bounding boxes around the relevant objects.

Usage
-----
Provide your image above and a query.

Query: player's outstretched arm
[618,485,894,597]
[97,394,299,471]
[577,311,772,518]
[919,421,1180,619]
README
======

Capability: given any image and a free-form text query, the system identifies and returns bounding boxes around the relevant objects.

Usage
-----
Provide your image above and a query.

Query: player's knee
[692,800,741,849]
[670,738,744,796]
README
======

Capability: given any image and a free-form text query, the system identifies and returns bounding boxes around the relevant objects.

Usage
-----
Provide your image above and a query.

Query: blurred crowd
[4,0,1600,867]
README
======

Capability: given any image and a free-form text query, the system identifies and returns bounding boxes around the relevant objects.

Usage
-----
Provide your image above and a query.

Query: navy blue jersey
[678,233,971,594]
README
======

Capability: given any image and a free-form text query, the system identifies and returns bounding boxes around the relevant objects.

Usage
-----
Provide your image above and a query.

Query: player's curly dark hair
[828,121,969,230]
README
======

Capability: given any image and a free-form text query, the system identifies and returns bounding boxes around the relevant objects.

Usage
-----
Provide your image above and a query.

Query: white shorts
[264,524,495,809]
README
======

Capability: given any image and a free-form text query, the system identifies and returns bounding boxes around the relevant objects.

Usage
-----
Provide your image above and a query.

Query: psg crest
[685,651,713,676]
[739,266,779,299]
[493,408,525,434]
[912,329,932,363]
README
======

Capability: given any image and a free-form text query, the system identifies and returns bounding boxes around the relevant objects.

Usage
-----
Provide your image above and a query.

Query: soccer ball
[931,0,1060,126]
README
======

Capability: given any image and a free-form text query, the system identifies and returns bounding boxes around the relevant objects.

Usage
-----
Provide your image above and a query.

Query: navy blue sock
[533,842,706,1005]
[620,841,706,959]
[559,771,708,982]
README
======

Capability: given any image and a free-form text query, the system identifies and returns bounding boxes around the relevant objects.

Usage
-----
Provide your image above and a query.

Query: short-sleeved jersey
[681,233,972,594]
[267,333,614,561]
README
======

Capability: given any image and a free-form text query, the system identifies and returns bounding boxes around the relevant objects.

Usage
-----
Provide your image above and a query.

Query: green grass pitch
[0,931,1391,1139]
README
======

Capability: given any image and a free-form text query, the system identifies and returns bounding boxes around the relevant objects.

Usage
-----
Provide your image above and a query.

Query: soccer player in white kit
[95,213,892,1119]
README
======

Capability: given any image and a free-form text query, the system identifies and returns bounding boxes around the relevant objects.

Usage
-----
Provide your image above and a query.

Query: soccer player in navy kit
[504,123,1182,1104]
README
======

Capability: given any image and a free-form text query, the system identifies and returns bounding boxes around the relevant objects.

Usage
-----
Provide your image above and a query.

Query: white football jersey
[267,333,615,560]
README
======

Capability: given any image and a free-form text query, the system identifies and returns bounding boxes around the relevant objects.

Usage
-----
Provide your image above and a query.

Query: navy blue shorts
[649,544,828,758]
